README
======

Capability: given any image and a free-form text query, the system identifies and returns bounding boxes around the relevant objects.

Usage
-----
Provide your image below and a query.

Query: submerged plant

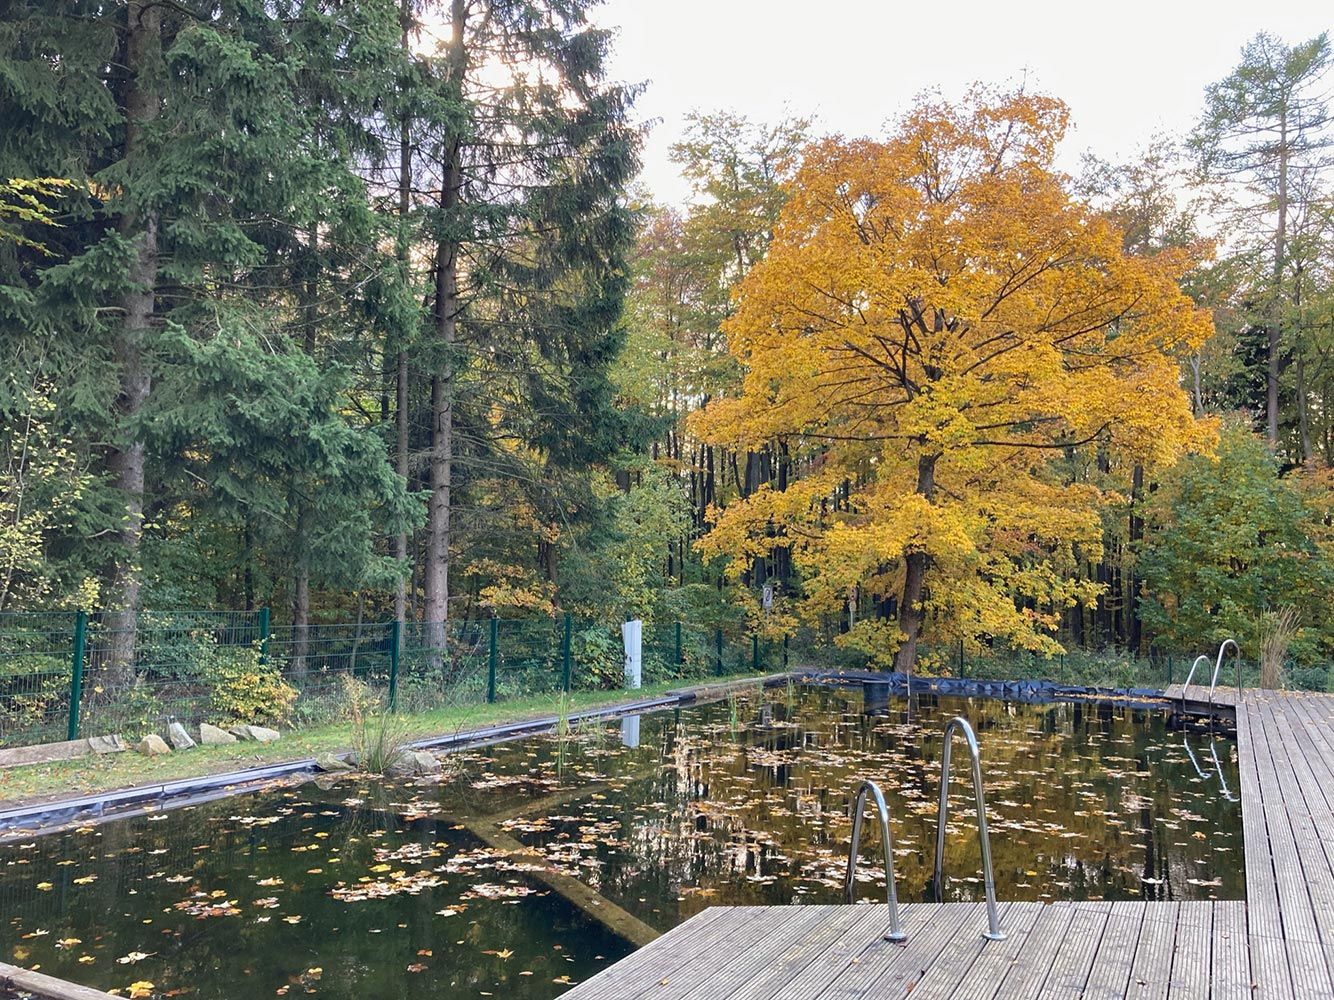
[727,692,740,735]
[554,690,574,775]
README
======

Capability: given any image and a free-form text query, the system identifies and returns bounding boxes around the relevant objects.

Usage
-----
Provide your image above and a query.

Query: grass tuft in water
[342,675,410,774]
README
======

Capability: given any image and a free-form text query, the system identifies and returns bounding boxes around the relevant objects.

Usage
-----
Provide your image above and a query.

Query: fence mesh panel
[4,606,1299,751]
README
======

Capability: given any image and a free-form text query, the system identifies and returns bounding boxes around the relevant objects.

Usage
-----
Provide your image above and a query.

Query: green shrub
[205,643,297,725]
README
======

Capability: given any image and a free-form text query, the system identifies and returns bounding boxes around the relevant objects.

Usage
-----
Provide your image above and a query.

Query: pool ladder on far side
[1179,639,1242,714]
[844,716,1005,944]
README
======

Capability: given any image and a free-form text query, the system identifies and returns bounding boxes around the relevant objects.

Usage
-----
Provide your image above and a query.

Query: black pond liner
[0,691,694,842]
[793,668,1239,720]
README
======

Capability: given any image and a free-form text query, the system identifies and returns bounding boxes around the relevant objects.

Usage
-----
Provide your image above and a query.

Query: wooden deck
[565,687,1334,999]
[1163,683,1240,708]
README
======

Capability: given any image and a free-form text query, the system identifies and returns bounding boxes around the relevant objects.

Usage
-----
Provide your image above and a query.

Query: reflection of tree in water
[474,686,1243,927]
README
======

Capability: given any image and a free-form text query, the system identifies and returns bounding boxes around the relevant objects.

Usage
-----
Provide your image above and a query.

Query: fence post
[488,616,498,704]
[675,621,683,665]
[561,613,573,692]
[715,628,723,676]
[388,619,402,711]
[752,633,759,672]
[258,606,271,666]
[66,610,88,741]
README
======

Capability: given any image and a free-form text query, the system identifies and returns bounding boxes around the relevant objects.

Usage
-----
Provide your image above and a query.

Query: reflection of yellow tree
[504,687,1243,921]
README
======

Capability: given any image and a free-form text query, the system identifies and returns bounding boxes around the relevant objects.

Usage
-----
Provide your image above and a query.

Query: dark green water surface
[0,685,1242,999]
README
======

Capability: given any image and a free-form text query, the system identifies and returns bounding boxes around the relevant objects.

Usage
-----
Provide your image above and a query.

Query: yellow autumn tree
[692,88,1214,673]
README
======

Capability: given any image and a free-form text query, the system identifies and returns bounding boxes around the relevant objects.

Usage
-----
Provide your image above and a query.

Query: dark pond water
[0,684,1242,999]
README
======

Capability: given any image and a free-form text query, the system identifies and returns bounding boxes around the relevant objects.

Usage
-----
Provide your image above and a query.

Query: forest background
[3,2,1333,681]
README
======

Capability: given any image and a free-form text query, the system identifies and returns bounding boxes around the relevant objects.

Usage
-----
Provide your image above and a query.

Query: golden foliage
[692,87,1214,664]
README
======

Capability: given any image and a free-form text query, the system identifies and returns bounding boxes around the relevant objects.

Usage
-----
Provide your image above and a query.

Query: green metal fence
[5,607,1326,751]
[0,610,791,750]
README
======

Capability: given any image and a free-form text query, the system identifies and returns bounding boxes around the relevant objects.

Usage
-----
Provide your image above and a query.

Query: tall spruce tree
[0,2,412,665]
[402,0,639,651]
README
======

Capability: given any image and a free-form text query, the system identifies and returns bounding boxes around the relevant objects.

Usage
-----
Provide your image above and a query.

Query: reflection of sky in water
[0,685,1242,1000]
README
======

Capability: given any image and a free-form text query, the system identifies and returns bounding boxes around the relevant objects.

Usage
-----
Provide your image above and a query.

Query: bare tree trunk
[105,0,162,682]
[292,515,310,675]
[395,350,410,621]
[394,0,413,626]
[892,452,937,675]
[1128,463,1144,654]
[424,0,467,663]
[1267,119,1288,446]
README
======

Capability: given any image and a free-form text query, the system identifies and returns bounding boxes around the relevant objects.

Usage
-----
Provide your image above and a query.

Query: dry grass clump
[1260,607,1300,690]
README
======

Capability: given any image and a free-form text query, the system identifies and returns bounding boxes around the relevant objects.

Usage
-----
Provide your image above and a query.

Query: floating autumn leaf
[127,981,154,998]
[117,951,155,965]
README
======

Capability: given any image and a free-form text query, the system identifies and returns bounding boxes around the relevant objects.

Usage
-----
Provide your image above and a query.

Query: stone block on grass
[135,734,171,756]
[230,724,281,743]
[167,721,196,751]
[199,723,238,746]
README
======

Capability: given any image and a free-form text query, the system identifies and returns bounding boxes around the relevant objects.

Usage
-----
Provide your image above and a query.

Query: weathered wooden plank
[1125,899,1177,999]
[941,901,1046,1000]
[1081,901,1147,1000]
[1208,901,1252,999]
[1167,902,1212,997]
[987,900,1080,998]
[1038,902,1112,997]
[760,907,929,1000]
[1246,699,1334,997]
[723,906,885,1000]
[813,903,972,999]
[558,905,765,1000]
[0,962,121,1000]
[895,903,1015,1000]
[635,906,832,1000]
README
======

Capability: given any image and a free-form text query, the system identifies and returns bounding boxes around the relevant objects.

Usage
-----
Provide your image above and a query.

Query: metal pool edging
[792,668,1234,717]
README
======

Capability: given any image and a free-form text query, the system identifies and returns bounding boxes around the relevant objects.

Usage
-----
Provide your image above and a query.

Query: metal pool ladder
[844,780,907,942]
[933,716,1006,941]
[1180,639,1241,712]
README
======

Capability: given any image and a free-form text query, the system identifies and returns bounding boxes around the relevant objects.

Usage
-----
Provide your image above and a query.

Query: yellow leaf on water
[128,981,154,999]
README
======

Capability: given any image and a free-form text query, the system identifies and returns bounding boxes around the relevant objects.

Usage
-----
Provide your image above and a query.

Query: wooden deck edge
[0,961,121,1000]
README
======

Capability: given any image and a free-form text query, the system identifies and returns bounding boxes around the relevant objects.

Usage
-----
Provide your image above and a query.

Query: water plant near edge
[341,675,409,774]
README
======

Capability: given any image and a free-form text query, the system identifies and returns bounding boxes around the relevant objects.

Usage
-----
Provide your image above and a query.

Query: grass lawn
[0,674,776,810]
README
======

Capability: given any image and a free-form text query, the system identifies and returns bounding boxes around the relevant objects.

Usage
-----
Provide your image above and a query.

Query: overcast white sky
[591,0,1331,205]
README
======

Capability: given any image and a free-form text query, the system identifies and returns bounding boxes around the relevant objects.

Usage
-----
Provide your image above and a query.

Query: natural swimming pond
[0,684,1242,999]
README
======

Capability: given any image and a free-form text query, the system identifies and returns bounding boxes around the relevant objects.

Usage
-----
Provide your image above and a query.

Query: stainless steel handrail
[1207,639,1241,711]
[1181,654,1211,691]
[844,780,907,942]
[933,717,1005,941]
